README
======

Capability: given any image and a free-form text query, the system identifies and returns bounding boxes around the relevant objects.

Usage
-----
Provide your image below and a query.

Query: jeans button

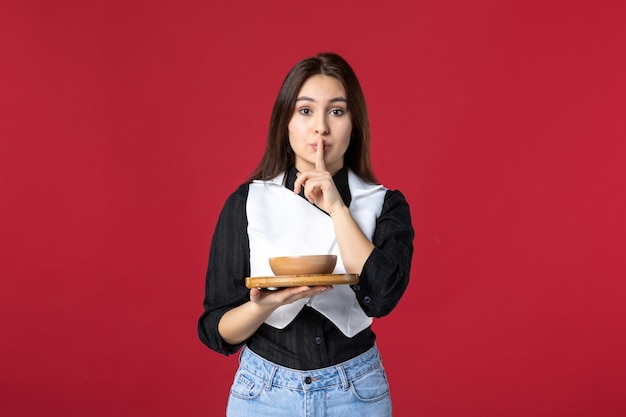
[304,376,312,384]
[315,336,322,345]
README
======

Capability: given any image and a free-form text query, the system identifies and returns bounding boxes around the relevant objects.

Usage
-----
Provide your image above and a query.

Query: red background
[2,1,625,416]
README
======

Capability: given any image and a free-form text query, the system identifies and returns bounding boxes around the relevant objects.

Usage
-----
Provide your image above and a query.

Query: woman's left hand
[293,138,345,215]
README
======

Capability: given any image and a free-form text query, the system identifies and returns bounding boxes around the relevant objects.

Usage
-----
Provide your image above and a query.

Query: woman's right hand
[218,285,332,345]
[249,285,332,307]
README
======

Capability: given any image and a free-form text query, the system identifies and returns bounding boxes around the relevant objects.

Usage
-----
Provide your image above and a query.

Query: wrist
[329,204,349,218]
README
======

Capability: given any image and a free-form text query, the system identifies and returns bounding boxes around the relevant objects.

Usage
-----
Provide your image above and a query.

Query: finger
[302,179,320,204]
[315,137,325,171]
[249,287,262,302]
[288,285,333,300]
[294,171,309,195]
[293,174,303,194]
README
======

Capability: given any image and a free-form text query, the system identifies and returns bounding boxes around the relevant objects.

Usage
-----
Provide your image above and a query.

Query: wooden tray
[245,273,359,289]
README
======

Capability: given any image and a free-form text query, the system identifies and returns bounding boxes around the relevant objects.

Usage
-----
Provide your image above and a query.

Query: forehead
[297,75,346,98]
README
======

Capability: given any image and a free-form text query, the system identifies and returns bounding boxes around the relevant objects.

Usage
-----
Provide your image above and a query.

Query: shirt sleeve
[197,184,250,355]
[352,189,414,318]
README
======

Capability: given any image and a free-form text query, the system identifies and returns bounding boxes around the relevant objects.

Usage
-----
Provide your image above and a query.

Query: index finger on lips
[315,137,325,171]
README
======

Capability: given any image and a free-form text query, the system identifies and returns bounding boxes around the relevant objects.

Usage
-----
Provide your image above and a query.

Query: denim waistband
[238,345,382,391]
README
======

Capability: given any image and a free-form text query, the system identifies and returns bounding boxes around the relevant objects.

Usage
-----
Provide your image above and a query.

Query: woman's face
[288,75,352,175]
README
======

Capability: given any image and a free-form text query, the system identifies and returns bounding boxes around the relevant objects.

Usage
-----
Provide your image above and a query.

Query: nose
[314,114,329,135]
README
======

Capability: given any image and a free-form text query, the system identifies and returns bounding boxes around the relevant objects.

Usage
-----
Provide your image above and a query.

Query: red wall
[2,1,625,416]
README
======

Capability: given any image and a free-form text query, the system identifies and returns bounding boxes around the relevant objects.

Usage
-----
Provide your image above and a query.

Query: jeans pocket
[229,370,264,400]
[350,366,390,403]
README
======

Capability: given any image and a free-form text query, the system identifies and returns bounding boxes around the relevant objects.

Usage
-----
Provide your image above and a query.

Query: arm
[197,184,251,354]
[295,167,414,317]
[294,137,375,273]
[218,285,331,345]
[198,184,331,352]
[293,139,413,318]
[353,190,414,317]
[328,204,374,274]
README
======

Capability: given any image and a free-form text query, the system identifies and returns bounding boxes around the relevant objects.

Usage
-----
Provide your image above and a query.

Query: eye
[330,109,345,116]
[298,108,312,115]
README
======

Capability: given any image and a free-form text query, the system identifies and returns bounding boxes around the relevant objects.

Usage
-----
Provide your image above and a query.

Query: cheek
[287,120,303,140]
[341,124,353,148]
[286,125,295,147]
[287,128,303,152]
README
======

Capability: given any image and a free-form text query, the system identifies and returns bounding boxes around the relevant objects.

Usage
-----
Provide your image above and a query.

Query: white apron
[246,170,387,337]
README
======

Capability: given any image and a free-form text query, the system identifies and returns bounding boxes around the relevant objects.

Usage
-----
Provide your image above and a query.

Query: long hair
[247,52,377,184]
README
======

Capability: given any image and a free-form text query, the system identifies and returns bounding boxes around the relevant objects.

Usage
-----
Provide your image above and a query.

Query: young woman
[198,52,414,417]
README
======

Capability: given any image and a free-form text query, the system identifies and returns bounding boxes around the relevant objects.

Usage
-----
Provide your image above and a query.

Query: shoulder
[217,183,250,218]
[380,189,412,217]
[226,183,250,203]
[384,189,409,204]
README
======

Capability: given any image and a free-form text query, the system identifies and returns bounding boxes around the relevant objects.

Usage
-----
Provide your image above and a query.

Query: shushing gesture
[293,137,345,215]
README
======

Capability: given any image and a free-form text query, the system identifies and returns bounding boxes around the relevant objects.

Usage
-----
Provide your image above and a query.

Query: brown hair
[247,52,377,183]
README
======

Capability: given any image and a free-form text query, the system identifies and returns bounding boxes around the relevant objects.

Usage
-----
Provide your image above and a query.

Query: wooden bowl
[269,255,337,276]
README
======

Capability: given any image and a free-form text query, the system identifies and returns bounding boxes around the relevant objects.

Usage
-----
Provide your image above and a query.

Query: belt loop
[264,364,278,391]
[336,365,350,391]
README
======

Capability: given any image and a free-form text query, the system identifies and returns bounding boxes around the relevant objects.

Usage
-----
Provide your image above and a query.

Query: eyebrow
[295,96,347,103]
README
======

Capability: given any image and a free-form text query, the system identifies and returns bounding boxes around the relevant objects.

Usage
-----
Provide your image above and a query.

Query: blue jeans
[226,345,392,417]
